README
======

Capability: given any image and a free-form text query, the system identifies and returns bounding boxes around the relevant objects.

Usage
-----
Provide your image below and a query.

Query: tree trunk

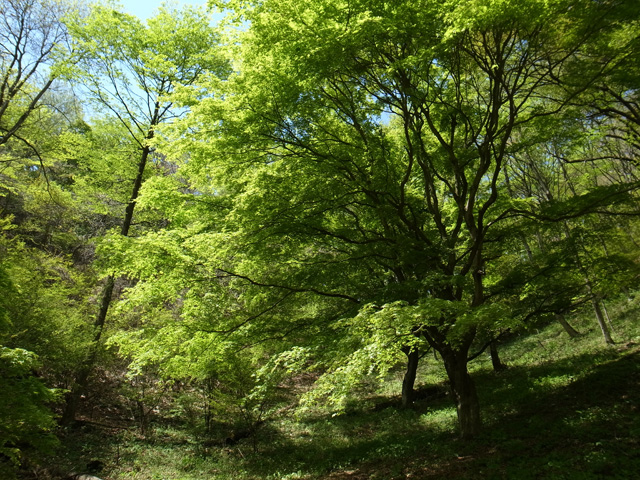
[583,274,614,345]
[555,313,581,338]
[489,340,506,372]
[563,218,614,347]
[136,399,148,436]
[593,298,614,345]
[442,350,481,439]
[61,275,115,425]
[60,369,85,425]
[401,348,420,408]
[601,300,615,333]
[61,143,153,425]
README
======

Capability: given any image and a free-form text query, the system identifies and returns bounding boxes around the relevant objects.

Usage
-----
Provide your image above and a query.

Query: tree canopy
[76,0,637,440]
[1,0,640,475]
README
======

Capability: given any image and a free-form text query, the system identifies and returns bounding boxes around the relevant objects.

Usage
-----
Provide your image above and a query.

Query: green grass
[40,295,640,480]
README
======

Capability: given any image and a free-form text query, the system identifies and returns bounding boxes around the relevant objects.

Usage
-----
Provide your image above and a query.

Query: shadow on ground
[247,346,640,479]
[44,346,640,480]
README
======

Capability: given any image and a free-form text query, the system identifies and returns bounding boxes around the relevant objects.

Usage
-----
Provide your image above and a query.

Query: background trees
[0,0,76,146]
[0,212,92,477]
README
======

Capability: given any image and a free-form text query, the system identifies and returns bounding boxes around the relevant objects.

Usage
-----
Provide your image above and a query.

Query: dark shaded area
[36,345,639,480]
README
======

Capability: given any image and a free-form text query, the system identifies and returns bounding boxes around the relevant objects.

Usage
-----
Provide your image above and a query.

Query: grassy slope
[46,296,640,480]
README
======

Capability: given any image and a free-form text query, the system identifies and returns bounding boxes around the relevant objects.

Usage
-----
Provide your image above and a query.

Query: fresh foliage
[126,0,640,439]
[0,0,639,477]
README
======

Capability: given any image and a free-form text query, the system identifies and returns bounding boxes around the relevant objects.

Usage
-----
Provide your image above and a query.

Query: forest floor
[28,296,640,480]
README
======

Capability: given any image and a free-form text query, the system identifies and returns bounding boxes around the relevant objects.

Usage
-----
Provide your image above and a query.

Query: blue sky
[119,0,210,20]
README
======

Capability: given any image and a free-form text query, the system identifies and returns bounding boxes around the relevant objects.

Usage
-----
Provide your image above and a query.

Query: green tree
[0,0,77,147]
[0,216,93,477]
[99,0,640,441]
[162,0,637,438]
[503,132,640,345]
[60,2,228,423]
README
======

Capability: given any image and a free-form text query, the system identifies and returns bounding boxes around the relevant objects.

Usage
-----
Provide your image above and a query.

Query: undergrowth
[31,294,640,479]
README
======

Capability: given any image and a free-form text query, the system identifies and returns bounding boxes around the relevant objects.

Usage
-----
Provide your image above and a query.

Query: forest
[1,0,640,478]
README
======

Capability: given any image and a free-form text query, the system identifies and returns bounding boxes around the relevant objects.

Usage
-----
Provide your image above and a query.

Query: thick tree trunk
[442,350,481,439]
[401,348,420,408]
[489,340,506,372]
[556,313,581,338]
